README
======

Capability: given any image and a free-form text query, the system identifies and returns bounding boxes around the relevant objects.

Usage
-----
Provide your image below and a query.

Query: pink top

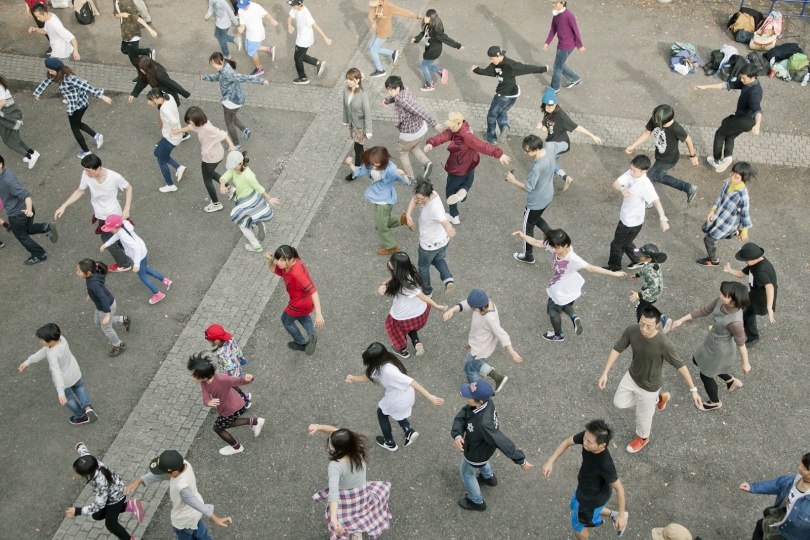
[189,121,228,164]
[200,374,252,416]
[545,9,583,51]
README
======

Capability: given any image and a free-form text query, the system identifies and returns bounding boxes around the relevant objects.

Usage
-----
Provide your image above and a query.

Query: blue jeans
[463,351,490,383]
[485,95,516,143]
[65,377,92,418]
[154,138,180,186]
[421,59,443,83]
[446,170,476,217]
[369,36,394,71]
[550,48,580,91]
[281,311,315,345]
[136,255,165,294]
[173,519,212,540]
[214,26,236,56]
[417,244,452,296]
[460,459,494,504]
[377,407,412,445]
[647,160,693,194]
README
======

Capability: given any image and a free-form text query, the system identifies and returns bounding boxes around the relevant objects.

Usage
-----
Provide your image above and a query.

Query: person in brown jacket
[368,0,420,78]
[114,0,158,66]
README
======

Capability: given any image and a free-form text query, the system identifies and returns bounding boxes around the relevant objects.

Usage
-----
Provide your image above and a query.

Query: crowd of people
[2,1,802,540]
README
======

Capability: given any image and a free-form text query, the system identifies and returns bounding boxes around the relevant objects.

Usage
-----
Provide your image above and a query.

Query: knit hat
[45,58,64,71]
[652,523,692,540]
[487,46,505,58]
[204,324,232,342]
[225,151,245,170]
[466,289,489,308]
[542,87,558,105]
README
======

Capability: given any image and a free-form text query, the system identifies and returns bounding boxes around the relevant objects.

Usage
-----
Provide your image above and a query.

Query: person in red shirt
[266,244,325,355]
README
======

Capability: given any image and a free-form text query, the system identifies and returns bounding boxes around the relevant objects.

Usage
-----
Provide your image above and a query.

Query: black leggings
[407,330,420,346]
[91,498,131,540]
[550,303,576,336]
[201,161,222,203]
[68,106,96,152]
[213,418,251,445]
[353,142,364,166]
[694,358,732,403]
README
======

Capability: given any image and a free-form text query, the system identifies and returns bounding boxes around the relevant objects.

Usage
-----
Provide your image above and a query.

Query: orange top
[368,0,420,39]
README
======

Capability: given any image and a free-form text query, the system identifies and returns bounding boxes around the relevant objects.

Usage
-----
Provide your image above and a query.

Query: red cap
[204,324,232,342]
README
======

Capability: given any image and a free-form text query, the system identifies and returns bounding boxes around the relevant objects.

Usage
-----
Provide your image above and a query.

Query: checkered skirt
[312,481,392,540]
[385,305,431,351]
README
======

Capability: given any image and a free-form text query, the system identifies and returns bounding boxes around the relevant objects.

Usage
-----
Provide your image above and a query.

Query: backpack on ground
[788,53,809,81]
[746,52,769,76]
[763,43,803,62]
[74,0,95,25]
[728,7,766,31]
[703,49,725,75]
[728,12,757,34]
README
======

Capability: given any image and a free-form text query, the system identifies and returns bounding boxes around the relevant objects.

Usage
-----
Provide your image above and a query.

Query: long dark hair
[328,429,369,473]
[362,342,407,380]
[73,454,115,486]
[78,258,108,275]
[135,56,167,86]
[0,74,10,91]
[146,88,169,102]
[210,52,237,70]
[48,65,75,84]
[274,244,300,261]
[384,252,423,297]
[422,9,444,34]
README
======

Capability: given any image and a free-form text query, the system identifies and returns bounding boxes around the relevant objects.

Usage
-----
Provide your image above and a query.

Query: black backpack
[763,43,804,62]
[75,1,95,25]
[746,52,769,76]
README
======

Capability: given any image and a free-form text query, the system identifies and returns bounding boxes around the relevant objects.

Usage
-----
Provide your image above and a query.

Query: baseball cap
[287,0,303,5]
[466,289,489,309]
[149,450,184,474]
[634,243,667,263]
[652,523,692,540]
[204,324,232,342]
[100,214,124,232]
[236,0,250,8]
[444,112,464,127]
[487,46,505,58]
[461,381,494,401]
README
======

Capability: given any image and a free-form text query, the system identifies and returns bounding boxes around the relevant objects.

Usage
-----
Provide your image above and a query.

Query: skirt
[349,124,367,144]
[230,191,275,229]
[312,481,392,540]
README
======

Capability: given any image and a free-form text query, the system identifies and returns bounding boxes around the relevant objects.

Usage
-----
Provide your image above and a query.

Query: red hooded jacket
[426,121,503,176]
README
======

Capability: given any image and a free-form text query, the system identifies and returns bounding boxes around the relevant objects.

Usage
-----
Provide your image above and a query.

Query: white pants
[613,371,660,439]
[132,0,152,22]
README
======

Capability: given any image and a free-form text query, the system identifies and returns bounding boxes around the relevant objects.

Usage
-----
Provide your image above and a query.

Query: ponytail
[146,88,168,102]
[78,258,108,275]
[210,52,237,70]
[73,454,115,486]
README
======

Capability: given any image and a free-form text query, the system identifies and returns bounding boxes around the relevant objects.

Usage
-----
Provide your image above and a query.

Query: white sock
[239,226,260,247]
[557,168,567,178]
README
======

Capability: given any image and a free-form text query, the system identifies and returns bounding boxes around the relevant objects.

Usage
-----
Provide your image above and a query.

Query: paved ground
[0,0,808,539]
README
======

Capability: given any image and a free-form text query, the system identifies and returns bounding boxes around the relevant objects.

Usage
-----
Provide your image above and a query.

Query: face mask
[552,7,565,16]
[370,169,382,181]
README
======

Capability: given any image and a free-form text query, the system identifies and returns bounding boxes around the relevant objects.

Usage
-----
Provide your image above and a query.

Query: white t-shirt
[44,14,76,59]
[418,193,449,251]
[617,170,658,227]
[390,286,428,320]
[0,84,12,101]
[239,3,268,42]
[545,246,588,306]
[373,363,415,421]
[786,485,806,515]
[159,96,183,145]
[79,170,129,220]
[289,6,315,48]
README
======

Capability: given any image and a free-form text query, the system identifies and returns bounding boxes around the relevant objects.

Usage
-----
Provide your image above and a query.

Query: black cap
[487,46,505,57]
[150,450,184,474]
[287,0,303,5]
[634,243,667,263]
[735,243,765,261]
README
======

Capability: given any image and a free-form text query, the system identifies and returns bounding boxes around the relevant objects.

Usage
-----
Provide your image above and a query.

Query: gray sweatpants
[94,300,123,346]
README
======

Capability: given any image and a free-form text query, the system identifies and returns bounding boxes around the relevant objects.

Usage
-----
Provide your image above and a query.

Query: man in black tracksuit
[451,380,533,511]
[472,46,548,145]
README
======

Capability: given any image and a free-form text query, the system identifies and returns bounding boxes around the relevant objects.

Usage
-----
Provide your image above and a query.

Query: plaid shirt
[709,179,751,240]
[383,87,437,135]
[636,262,663,303]
[33,75,104,115]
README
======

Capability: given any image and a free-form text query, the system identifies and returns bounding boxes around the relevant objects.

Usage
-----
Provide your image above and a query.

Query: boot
[488,369,509,393]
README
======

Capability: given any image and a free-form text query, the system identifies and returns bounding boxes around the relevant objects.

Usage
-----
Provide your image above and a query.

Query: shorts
[547,297,574,318]
[245,39,261,57]
[215,405,247,429]
[570,490,604,533]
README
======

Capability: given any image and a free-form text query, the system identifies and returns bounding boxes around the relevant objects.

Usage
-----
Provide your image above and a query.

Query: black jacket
[86,273,115,313]
[473,57,547,97]
[451,400,525,467]
[131,68,191,104]
[413,26,461,61]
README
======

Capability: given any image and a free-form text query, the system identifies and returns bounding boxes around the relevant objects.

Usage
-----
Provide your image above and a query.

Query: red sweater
[201,374,252,416]
[426,122,503,176]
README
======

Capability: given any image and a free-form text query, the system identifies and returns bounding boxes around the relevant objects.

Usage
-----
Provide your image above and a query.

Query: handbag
[750,33,778,51]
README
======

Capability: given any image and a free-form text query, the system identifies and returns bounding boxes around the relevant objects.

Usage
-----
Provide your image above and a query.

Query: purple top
[545,9,583,51]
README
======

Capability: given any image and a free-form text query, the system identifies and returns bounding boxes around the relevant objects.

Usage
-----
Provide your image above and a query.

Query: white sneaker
[219,444,244,456]
[252,418,265,438]
[706,156,718,168]
[204,202,223,213]
[244,243,262,252]
[94,133,104,149]
[446,189,467,205]
[27,150,40,169]
[715,156,733,173]
[445,213,460,225]
[158,185,178,193]
[236,34,243,51]
[176,165,187,182]
[227,186,236,200]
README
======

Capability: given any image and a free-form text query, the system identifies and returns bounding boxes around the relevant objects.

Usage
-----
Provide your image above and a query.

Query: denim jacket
[750,474,810,540]
[354,162,409,205]
[202,63,264,106]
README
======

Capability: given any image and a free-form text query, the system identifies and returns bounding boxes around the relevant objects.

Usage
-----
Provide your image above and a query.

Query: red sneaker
[108,264,132,272]
[149,292,165,305]
[625,436,649,454]
[656,391,671,411]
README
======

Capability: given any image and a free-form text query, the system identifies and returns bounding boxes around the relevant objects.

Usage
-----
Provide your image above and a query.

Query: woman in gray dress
[342,68,372,181]
[671,281,751,411]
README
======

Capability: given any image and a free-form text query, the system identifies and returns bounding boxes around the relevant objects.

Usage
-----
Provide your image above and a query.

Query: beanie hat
[466,289,489,309]
[542,87,558,105]
[45,58,64,71]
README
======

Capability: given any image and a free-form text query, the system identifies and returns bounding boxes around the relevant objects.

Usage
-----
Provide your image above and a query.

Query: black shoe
[287,341,307,351]
[293,77,310,85]
[458,497,487,511]
[696,257,720,267]
[181,133,191,141]
[305,333,318,356]
[375,436,398,452]
[513,253,535,264]
[601,265,620,272]
[687,185,698,204]
[423,161,432,178]
[46,222,58,243]
[391,346,410,359]
[123,316,131,332]
[626,261,644,270]
[745,338,760,348]
[109,342,126,357]
[391,49,400,64]
[404,430,420,447]
[345,173,356,181]
[84,405,98,423]
[69,415,90,425]
[0,240,4,248]
[477,474,498,487]
[369,69,386,78]
[25,254,47,265]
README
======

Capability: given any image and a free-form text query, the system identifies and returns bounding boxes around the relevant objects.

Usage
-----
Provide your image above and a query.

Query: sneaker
[149,49,156,61]
[699,401,723,411]
[444,281,456,297]
[715,156,733,173]
[499,126,510,140]
[573,316,583,335]
[625,436,649,454]
[45,222,58,243]
[414,342,425,356]
[440,68,449,84]
[404,430,420,447]
[565,78,582,89]
[84,405,98,423]
[420,81,435,92]
[269,46,276,62]
[27,150,40,169]
[162,278,172,290]
[661,315,673,334]
[391,49,400,64]
[244,244,263,253]
[123,316,131,332]
[24,254,47,265]
[0,240,3,248]
[317,60,326,77]
[305,333,318,356]
[236,34,243,51]
[542,331,565,342]
[293,77,310,85]
[423,161,433,178]
[109,342,126,357]
[252,418,265,437]
[256,222,266,241]
[244,392,252,408]
[696,257,720,267]
[69,415,90,425]
[204,202,224,213]
[610,511,629,537]
[126,499,144,523]
[369,69,386,78]
[513,253,535,264]
[158,185,178,193]
[645,201,654,210]
[108,264,132,272]
[249,67,264,76]
[687,185,698,204]
[656,391,671,411]
[706,156,718,169]
[227,186,237,200]
[726,377,744,393]
[243,127,251,140]
[181,133,191,142]
[458,497,487,511]
[94,133,104,149]
[627,261,644,270]
[391,346,410,359]
[375,436,398,451]
[175,165,187,182]
[149,292,165,305]
[446,189,467,205]
[445,213,460,225]
[77,151,93,159]
[219,444,244,456]
[476,474,498,487]
[287,341,307,351]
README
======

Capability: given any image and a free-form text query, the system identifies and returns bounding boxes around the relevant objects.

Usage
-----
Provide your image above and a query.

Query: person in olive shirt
[598,306,702,454]
[723,242,777,348]
[542,419,628,539]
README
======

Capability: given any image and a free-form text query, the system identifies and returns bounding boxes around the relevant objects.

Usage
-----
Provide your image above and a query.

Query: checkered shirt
[33,75,104,115]
[708,179,752,240]
[384,87,437,135]
[313,481,392,540]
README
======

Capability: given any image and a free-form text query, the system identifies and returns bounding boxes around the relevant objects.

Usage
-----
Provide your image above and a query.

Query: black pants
[294,45,319,79]
[353,142,364,166]
[713,115,755,160]
[9,208,47,258]
[120,40,152,66]
[100,229,132,267]
[68,106,96,152]
[521,206,551,257]
[743,306,760,341]
[608,221,642,270]
[91,498,131,540]
[694,359,732,403]
[635,298,654,321]
[201,160,222,203]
